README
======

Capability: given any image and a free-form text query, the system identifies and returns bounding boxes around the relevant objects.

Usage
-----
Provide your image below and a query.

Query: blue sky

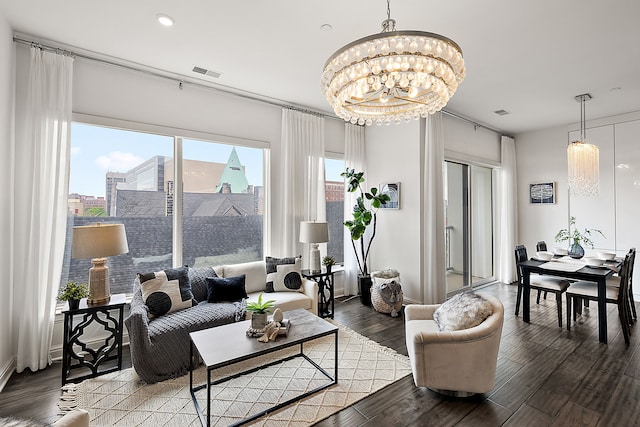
[70,123,344,197]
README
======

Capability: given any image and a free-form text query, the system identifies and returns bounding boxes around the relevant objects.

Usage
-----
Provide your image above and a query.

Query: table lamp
[299,221,329,273]
[72,223,129,304]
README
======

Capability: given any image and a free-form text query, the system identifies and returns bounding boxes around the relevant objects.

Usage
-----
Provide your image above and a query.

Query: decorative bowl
[554,247,568,256]
[536,251,554,261]
[597,251,616,261]
[584,257,605,267]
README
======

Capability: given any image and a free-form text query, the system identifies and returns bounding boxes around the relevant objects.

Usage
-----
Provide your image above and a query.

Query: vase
[325,265,332,274]
[568,241,585,259]
[358,275,373,306]
[251,312,268,330]
[68,299,80,311]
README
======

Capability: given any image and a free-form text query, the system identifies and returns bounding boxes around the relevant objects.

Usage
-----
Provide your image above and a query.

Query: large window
[325,158,345,264]
[59,123,264,296]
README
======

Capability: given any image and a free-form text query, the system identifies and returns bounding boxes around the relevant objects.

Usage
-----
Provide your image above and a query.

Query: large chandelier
[568,93,599,196]
[320,0,465,126]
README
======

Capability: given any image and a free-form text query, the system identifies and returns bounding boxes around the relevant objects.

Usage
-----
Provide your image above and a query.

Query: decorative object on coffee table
[246,293,275,330]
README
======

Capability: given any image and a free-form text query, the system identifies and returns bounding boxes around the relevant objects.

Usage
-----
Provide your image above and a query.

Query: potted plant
[322,255,336,273]
[341,168,390,305]
[58,281,89,310]
[246,293,276,329]
[555,216,605,259]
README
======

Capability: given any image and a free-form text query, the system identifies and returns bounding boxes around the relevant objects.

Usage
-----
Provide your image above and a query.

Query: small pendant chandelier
[568,93,599,196]
[320,0,465,126]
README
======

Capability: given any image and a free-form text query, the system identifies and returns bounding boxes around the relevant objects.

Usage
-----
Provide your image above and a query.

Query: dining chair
[606,248,637,322]
[515,245,570,327]
[565,249,634,344]
[536,241,549,301]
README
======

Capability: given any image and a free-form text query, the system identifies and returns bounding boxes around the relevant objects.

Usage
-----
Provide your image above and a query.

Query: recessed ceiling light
[494,109,510,116]
[156,14,175,27]
[320,24,333,31]
[610,86,622,92]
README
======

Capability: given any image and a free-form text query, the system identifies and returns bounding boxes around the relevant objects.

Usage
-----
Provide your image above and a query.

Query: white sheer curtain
[13,47,74,372]
[496,136,518,284]
[277,109,326,265]
[421,113,446,304]
[343,124,365,296]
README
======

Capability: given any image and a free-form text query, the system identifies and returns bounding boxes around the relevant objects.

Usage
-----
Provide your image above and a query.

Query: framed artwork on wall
[529,182,556,204]
[380,182,400,209]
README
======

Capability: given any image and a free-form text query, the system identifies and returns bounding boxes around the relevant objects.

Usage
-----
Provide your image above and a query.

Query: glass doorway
[445,161,494,294]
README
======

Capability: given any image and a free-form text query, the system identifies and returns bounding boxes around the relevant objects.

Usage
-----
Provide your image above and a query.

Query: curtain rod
[13,35,341,121]
[13,34,504,135]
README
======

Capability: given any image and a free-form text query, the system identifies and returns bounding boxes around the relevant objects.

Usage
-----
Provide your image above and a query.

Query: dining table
[518,256,621,343]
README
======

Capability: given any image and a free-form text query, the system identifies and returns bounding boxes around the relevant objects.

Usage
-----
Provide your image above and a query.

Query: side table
[61,293,126,385]
[301,269,334,319]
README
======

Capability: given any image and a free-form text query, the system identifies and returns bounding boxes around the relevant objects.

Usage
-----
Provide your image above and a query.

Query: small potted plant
[58,282,89,310]
[322,255,336,273]
[246,293,276,330]
[555,216,605,259]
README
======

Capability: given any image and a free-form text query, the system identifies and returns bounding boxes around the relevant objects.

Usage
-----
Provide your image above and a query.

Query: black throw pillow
[206,275,248,303]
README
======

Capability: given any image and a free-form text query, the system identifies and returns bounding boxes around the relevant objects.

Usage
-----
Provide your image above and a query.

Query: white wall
[365,115,501,303]
[0,16,15,391]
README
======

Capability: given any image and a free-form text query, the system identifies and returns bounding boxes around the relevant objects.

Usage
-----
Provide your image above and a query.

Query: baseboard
[0,356,16,393]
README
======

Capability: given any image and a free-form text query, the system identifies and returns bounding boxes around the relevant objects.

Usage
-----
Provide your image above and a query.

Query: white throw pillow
[433,292,493,331]
[266,257,303,292]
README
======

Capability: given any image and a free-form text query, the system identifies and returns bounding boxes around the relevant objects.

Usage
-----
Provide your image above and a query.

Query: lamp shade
[299,221,329,244]
[72,223,129,259]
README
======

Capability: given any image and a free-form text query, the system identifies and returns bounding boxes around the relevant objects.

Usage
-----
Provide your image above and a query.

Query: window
[325,158,345,264]
[59,122,264,296]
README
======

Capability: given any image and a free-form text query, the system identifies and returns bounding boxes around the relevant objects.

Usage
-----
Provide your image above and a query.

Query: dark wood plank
[0,282,639,426]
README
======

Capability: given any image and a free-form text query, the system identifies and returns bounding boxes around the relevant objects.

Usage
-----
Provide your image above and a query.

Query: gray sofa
[125,260,318,384]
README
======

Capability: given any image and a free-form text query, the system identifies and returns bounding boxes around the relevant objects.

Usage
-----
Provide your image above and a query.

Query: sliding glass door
[445,161,495,294]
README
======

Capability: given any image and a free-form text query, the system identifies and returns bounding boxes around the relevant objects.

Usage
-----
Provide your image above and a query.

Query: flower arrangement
[554,216,605,249]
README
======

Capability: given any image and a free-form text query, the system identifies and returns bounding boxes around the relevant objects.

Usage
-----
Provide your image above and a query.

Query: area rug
[59,322,412,426]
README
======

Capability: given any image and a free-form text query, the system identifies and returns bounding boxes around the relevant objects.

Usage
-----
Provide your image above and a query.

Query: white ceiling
[2,0,640,135]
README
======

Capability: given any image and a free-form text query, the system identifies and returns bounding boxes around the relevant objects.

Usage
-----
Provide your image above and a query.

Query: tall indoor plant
[341,168,389,305]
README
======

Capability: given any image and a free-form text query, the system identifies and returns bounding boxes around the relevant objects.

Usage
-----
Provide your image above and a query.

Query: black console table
[61,293,126,385]
[301,269,334,319]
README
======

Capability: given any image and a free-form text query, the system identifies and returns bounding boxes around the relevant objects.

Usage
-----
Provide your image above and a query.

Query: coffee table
[189,308,338,427]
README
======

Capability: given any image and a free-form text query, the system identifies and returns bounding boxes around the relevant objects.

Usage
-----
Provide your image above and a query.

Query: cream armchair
[404,292,504,396]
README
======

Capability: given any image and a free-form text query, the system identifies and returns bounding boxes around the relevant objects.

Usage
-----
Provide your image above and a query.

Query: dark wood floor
[2,282,640,426]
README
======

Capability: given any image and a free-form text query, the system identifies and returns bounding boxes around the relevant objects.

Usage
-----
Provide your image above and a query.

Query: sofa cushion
[246,290,311,313]
[265,256,303,292]
[223,260,266,294]
[433,292,493,331]
[138,266,195,318]
[188,266,218,302]
[206,275,248,303]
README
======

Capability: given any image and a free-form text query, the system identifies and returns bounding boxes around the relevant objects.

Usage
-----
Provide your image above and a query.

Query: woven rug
[59,322,411,426]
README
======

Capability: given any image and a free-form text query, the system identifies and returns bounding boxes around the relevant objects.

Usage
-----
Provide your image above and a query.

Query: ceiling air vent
[494,109,510,116]
[192,66,221,78]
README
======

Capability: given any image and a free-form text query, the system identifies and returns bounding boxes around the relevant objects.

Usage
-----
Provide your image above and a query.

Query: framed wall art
[380,182,400,209]
[529,182,556,204]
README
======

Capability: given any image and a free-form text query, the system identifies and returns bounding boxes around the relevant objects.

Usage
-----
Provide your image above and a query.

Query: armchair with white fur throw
[404,291,504,396]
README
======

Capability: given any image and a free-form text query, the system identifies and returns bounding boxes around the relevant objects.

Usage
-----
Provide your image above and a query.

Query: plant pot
[250,312,268,330]
[568,241,585,259]
[358,275,373,306]
[325,265,332,274]
[68,299,80,311]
